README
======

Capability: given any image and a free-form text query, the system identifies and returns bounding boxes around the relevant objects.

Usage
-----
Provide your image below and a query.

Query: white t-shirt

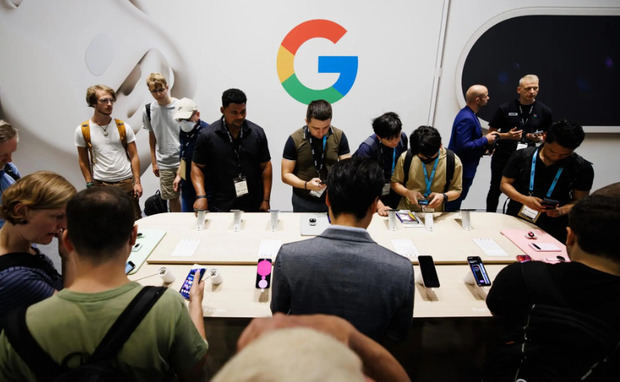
[142,99,181,170]
[74,119,136,182]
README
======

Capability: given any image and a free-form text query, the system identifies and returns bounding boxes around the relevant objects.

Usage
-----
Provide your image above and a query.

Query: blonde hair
[146,73,168,91]
[519,74,539,86]
[86,84,116,107]
[1,171,77,224]
[212,328,365,382]
[0,120,18,144]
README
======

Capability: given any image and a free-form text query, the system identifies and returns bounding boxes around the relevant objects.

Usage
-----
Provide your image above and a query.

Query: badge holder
[234,176,249,198]
[382,182,391,196]
[309,187,325,198]
[518,205,541,223]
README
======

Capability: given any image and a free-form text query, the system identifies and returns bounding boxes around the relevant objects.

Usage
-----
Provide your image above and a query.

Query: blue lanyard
[391,149,396,175]
[378,138,397,177]
[530,148,563,197]
[422,153,439,197]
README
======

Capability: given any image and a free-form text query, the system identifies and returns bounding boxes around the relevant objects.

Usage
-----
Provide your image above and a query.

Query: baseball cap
[174,97,198,120]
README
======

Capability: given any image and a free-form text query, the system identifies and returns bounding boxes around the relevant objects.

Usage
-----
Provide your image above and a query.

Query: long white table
[137,211,538,265]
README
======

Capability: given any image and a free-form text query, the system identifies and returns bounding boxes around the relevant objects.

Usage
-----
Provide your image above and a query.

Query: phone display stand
[232,210,243,232]
[159,266,176,284]
[208,268,223,285]
[126,229,166,275]
[463,271,475,285]
[424,213,434,231]
[415,271,424,285]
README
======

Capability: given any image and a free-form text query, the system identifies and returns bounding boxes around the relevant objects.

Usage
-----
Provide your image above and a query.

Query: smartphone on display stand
[255,258,272,289]
[179,267,206,300]
[467,256,491,286]
[418,255,440,288]
[124,261,135,275]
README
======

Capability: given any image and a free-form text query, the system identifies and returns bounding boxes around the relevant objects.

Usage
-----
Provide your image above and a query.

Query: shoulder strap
[80,120,94,169]
[114,119,127,150]
[444,148,455,193]
[402,149,414,186]
[145,103,151,122]
[3,286,166,380]
[90,286,166,361]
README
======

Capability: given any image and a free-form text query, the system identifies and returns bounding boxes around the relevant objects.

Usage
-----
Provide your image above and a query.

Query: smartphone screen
[418,255,440,288]
[467,256,491,286]
[124,261,135,275]
[255,258,272,289]
[179,268,206,299]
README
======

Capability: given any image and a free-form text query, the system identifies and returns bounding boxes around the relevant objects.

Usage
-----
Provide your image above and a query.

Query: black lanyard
[518,103,534,129]
[304,126,330,177]
[222,117,244,176]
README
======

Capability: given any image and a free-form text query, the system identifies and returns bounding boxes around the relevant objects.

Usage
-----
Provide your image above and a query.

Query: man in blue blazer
[271,157,414,342]
[447,84,498,211]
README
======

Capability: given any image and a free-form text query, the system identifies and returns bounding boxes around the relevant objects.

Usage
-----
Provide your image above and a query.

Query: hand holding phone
[180,267,206,300]
[418,255,440,288]
[467,256,491,286]
[541,197,559,209]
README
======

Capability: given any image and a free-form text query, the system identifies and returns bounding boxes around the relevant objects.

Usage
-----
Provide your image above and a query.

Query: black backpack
[401,148,455,193]
[3,286,166,382]
[144,190,168,215]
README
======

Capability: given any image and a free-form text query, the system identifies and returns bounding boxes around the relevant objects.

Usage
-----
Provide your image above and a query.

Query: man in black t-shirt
[500,120,593,242]
[486,74,552,212]
[485,189,620,381]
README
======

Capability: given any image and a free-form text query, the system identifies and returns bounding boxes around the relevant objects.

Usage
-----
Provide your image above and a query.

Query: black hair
[410,125,441,157]
[306,100,332,121]
[545,120,585,150]
[569,194,620,262]
[326,157,384,220]
[222,88,247,107]
[66,187,134,263]
[372,112,402,139]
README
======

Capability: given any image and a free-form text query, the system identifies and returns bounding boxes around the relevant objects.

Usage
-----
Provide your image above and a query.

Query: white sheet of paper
[258,240,282,259]
[473,238,507,257]
[171,239,200,257]
[391,239,419,260]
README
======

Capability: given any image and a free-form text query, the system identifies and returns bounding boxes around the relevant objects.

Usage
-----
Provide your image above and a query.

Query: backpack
[144,190,168,215]
[3,286,166,382]
[402,148,455,193]
[80,119,128,169]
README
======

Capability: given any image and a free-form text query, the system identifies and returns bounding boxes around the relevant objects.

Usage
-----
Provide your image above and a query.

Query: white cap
[174,97,198,120]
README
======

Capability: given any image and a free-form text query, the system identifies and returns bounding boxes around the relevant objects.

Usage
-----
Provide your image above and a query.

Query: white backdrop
[1,0,618,211]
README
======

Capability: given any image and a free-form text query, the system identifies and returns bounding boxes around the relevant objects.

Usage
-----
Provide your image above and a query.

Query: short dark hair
[222,88,247,107]
[326,157,384,220]
[410,125,441,157]
[569,194,620,262]
[372,112,402,139]
[306,100,332,121]
[545,120,585,150]
[66,187,134,263]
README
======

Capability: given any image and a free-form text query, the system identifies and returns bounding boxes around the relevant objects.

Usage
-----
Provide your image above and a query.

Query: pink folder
[501,229,570,263]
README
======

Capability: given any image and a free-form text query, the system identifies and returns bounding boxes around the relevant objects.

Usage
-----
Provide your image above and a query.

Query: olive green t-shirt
[391,146,463,212]
[0,282,208,381]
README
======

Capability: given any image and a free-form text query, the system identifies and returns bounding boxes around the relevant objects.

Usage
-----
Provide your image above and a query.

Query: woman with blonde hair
[0,171,76,317]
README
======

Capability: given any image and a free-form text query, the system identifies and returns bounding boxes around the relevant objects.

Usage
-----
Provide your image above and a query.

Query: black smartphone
[467,256,491,286]
[418,199,429,206]
[418,255,440,288]
[131,242,142,252]
[179,268,206,300]
[124,261,135,275]
[541,197,559,209]
[255,258,272,289]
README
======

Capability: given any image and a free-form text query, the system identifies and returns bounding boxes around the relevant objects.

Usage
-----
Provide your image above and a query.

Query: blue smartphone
[179,268,206,300]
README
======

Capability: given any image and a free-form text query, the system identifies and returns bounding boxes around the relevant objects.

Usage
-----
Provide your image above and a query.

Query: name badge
[234,176,249,197]
[516,142,528,151]
[382,183,391,196]
[309,187,325,198]
[518,205,540,223]
[508,112,518,116]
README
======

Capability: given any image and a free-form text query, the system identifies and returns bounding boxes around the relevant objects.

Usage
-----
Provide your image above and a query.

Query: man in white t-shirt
[75,84,142,220]
[143,73,181,212]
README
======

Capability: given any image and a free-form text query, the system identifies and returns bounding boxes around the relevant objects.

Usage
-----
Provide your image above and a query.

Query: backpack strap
[402,149,414,187]
[114,119,127,150]
[444,148,455,193]
[3,286,166,379]
[145,103,151,123]
[80,120,94,168]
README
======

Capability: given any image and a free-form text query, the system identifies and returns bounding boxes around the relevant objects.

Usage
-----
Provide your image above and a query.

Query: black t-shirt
[192,118,271,211]
[489,99,552,156]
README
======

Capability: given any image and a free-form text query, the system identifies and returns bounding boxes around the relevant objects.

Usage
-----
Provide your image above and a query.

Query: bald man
[447,84,497,211]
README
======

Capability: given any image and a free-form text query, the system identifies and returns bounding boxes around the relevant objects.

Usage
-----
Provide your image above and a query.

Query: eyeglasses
[98,98,115,104]
[150,88,166,94]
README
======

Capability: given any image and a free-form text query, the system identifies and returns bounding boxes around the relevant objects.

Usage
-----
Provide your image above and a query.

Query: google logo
[277,19,358,104]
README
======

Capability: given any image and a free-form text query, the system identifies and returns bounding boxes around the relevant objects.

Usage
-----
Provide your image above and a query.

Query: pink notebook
[501,229,569,264]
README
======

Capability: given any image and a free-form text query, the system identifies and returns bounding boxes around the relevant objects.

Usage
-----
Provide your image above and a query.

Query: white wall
[2,0,618,212]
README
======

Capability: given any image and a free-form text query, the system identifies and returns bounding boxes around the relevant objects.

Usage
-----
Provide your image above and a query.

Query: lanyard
[222,117,244,176]
[518,104,534,129]
[377,138,397,178]
[530,148,563,197]
[305,126,329,176]
[422,153,439,197]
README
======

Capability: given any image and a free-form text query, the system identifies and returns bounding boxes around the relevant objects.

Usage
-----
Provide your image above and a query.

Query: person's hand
[259,200,270,212]
[193,198,208,213]
[173,174,182,192]
[133,183,143,198]
[485,132,498,144]
[544,204,567,218]
[306,177,325,191]
[525,132,543,143]
[376,201,389,216]
[522,195,545,211]
[152,163,160,177]
[189,274,205,306]
[405,190,424,206]
[427,192,445,208]
[505,127,523,140]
